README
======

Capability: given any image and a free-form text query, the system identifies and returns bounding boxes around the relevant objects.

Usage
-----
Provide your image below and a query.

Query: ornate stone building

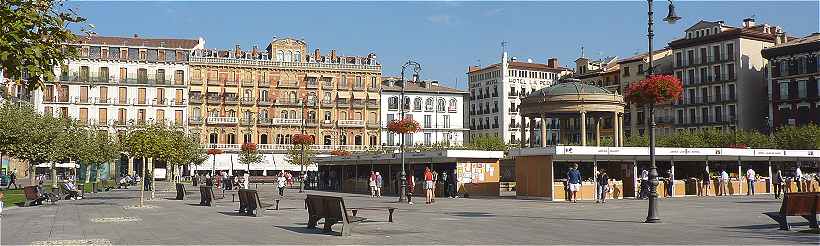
[188,37,382,152]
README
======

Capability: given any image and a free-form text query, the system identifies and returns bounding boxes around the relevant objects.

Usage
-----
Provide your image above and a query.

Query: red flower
[292,134,314,145]
[387,118,421,134]
[207,148,223,155]
[241,142,257,152]
[330,149,351,156]
[625,75,683,106]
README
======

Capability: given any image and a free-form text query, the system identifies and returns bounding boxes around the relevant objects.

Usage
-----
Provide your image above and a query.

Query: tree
[285,141,316,192]
[773,124,820,150]
[465,135,507,151]
[238,142,263,175]
[0,102,36,181]
[0,0,93,91]
[168,131,205,183]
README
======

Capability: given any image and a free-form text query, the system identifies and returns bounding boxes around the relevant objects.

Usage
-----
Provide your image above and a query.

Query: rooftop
[75,35,201,49]
[381,77,467,94]
[762,33,820,58]
[537,80,612,96]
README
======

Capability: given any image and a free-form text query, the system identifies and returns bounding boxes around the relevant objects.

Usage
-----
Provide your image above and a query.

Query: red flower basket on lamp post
[292,134,314,145]
[386,118,421,134]
[206,148,223,177]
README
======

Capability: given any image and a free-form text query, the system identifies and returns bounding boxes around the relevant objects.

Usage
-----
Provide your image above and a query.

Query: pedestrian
[448,171,458,198]
[285,171,293,188]
[7,170,18,189]
[773,170,784,199]
[718,169,729,196]
[276,172,286,197]
[375,171,383,198]
[243,172,250,189]
[205,173,213,187]
[369,171,377,198]
[406,170,415,205]
[424,167,434,204]
[665,170,674,198]
[700,166,711,197]
[431,170,439,200]
[566,164,582,203]
[441,171,449,198]
[639,169,649,199]
[795,167,803,192]
[215,173,222,190]
[746,167,756,196]
[596,170,609,203]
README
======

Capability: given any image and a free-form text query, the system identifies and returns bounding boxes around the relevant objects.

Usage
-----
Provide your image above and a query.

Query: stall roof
[510,146,820,162]
[316,150,504,165]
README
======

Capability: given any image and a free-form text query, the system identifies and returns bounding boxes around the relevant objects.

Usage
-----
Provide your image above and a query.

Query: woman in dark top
[596,170,609,203]
[700,167,711,197]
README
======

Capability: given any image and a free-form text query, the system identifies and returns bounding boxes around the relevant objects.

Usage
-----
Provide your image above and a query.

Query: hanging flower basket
[292,133,314,145]
[241,142,257,152]
[387,118,421,134]
[207,148,223,155]
[625,75,683,106]
[330,149,351,156]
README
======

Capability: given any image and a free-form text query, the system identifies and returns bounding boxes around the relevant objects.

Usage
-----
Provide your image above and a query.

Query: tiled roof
[762,33,820,58]
[617,48,671,64]
[75,35,200,49]
[381,78,467,94]
[509,61,571,72]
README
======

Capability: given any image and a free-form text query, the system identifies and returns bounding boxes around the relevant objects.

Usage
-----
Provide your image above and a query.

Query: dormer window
[713,27,719,34]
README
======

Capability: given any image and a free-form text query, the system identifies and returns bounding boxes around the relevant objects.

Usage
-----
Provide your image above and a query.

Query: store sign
[754,149,785,156]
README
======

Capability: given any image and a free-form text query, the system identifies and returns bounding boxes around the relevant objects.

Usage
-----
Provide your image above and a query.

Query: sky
[66,1,820,89]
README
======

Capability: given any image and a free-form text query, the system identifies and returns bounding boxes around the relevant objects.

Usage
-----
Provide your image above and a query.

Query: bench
[348,207,397,223]
[175,183,186,200]
[305,194,364,236]
[199,186,215,206]
[764,192,820,230]
[23,186,47,207]
[237,189,278,217]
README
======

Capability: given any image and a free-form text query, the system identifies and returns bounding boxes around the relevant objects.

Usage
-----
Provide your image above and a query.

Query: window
[370,77,377,88]
[276,50,284,61]
[424,133,432,145]
[448,98,457,111]
[414,97,422,111]
[726,43,734,60]
[294,51,301,62]
[209,133,218,144]
[637,64,644,75]
[388,96,398,110]
[340,75,348,88]
[728,105,736,121]
[425,98,434,111]
[714,106,723,123]
[437,99,446,112]
[156,69,165,84]
[727,64,735,80]
[677,110,684,124]
[80,66,89,81]
[174,70,184,85]
[780,81,789,99]
[443,115,451,128]
[728,84,736,100]
[355,76,363,88]
[675,52,683,67]
[424,115,432,128]
[798,80,807,98]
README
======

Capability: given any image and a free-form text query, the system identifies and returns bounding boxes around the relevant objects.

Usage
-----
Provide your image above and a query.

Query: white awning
[337,92,351,99]
[36,162,79,168]
[192,154,317,171]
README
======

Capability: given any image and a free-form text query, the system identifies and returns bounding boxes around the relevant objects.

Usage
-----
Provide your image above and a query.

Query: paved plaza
[1,183,818,245]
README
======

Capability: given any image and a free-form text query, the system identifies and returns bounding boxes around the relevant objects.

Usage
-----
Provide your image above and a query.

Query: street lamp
[300,94,307,193]
[399,60,421,203]
[646,0,680,223]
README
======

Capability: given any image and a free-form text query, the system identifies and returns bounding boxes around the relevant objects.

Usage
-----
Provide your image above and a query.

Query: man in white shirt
[746,168,756,196]
[243,172,250,189]
[795,167,803,192]
[276,173,287,197]
[719,170,729,196]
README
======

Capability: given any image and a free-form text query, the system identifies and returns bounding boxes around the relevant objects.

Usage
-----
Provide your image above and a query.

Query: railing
[258,80,270,87]
[278,80,299,88]
[352,100,365,108]
[207,97,221,104]
[241,80,254,87]
[189,95,203,104]
[241,97,255,105]
[367,100,379,109]
[306,81,318,88]
[189,117,204,124]
[225,80,239,87]
[224,97,239,105]
[338,120,365,127]
[240,118,254,125]
[271,118,303,126]
[189,57,381,72]
[322,81,334,89]
[258,99,272,106]
[190,79,203,85]
[206,116,238,124]
[207,79,220,86]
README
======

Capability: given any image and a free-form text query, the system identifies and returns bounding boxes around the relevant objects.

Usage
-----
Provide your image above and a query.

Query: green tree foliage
[238,144,263,171]
[624,135,649,147]
[773,124,820,150]
[0,0,93,91]
[286,144,315,172]
[465,135,508,151]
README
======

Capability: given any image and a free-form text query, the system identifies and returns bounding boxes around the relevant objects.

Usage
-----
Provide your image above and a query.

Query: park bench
[175,183,186,200]
[249,176,277,184]
[23,186,47,207]
[305,194,365,236]
[763,192,819,230]
[237,189,278,217]
[199,186,215,206]
[348,207,397,223]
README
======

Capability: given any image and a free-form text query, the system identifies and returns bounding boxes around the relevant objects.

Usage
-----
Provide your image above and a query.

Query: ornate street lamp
[398,61,421,203]
[645,0,681,223]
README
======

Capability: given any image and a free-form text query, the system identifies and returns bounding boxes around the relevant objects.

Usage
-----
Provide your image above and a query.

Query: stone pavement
[1,182,817,245]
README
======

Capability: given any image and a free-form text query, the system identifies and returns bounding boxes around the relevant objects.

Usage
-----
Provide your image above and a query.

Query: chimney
[330,50,337,62]
[547,58,560,68]
[252,45,258,57]
[716,20,725,25]
[468,66,481,72]
[314,49,320,61]
[234,44,241,58]
[775,30,787,45]
[743,18,755,28]
[133,33,138,38]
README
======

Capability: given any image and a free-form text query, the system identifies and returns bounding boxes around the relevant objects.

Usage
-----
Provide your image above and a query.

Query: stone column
[595,116,601,147]
[529,117,536,147]
[767,160,773,194]
[580,111,587,146]
[520,115,527,148]
[541,113,548,147]
[618,113,625,147]
[612,112,619,147]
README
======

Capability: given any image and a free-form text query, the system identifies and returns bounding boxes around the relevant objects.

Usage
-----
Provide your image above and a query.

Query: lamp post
[398,60,421,203]
[646,0,680,223]
[300,95,307,193]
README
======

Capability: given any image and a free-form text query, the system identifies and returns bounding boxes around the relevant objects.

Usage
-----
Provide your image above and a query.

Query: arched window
[260,134,268,144]
[413,97,422,110]
[402,97,410,110]
[261,90,268,100]
[244,89,252,98]
[289,91,297,102]
[276,50,284,62]
[227,110,236,117]
[448,98,457,111]
[369,135,377,146]
[323,92,331,102]
[208,109,218,117]
[308,92,317,103]
[294,51,301,62]
[243,110,252,120]
[243,133,252,143]
[227,133,236,144]
[281,110,288,119]
[289,110,297,119]
[259,109,268,119]
[324,111,332,121]
[308,111,316,120]
[324,135,332,145]
[340,134,347,145]
[285,51,292,62]
[354,112,362,120]
[340,111,348,120]
[209,133,218,144]
[354,135,363,145]
[388,96,398,110]
[437,98,446,112]
[276,134,284,144]
[425,98,434,111]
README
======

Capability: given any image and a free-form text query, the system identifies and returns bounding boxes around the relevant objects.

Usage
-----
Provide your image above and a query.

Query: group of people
[368,171,384,198]
[773,167,819,199]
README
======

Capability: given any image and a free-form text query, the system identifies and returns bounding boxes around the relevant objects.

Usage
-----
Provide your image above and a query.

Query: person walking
[448,171,458,198]
[375,172,383,198]
[596,170,609,203]
[441,171,449,198]
[701,166,711,196]
[424,167,434,204]
[368,171,377,198]
[7,171,18,190]
[243,172,250,189]
[566,164,582,203]
[718,169,729,196]
[795,167,803,192]
[639,169,649,199]
[746,167,756,196]
[406,170,415,205]
[665,170,674,198]
[276,172,286,197]
[773,170,784,199]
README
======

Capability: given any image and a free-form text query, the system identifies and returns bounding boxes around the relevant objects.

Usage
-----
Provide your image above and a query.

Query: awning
[207,86,222,93]
[353,91,367,99]
[337,92,351,99]
[36,162,79,168]
[367,92,380,99]
[306,73,320,78]
[192,154,317,171]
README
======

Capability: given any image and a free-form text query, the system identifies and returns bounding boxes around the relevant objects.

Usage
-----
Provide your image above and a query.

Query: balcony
[241,97,255,106]
[189,95,203,104]
[206,116,238,125]
[240,118,254,126]
[321,99,334,108]
[352,100,365,109]
[207,96,221,105]
[492,107,499,113]
[224,96,239,105]
[115,97,129,106]
[367,100,379,109]
[304,99,317,108]
[338,120,365,128]
[508,91,519,98]
[190,79,203,85]
[133,98,149,106]
[321,119,334,128]
[322,81,334,90]
[508,123,520,130]
[448,106,457,113]
[278,80,299,88]
[75,96,91,105]
[336,99,350,108]
[189,117,204,125]
[276,98,301,106]
[367,121,380,129]
[509,108,519,114]
[207,79,220,86]
[224,80,239,87]
[306,81,318,89]
[95,97,113,105]
[241,80,254,87]
[353,85,365,91]
[258,98,272,106]
[271,118,303,126]
[305,119,318,127]
[258,80,270,88]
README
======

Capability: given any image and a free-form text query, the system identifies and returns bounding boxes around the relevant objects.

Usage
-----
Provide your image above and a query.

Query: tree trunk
[85,164,92,183]
[29,162,36,186]
[95,164,102,193]
[51,162,57,189]
[139,157,145,207]
[149,157,154,200]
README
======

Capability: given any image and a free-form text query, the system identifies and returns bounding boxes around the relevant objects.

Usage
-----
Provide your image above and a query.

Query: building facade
[380,77,468,147]
[33,35,201,131]
[467,53,571,145]
[762,33,820,128]
[669,18,778,132]
[188,37,382,153]
[617,49,675,137]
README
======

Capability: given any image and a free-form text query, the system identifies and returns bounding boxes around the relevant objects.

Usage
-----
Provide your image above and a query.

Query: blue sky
[67,1,819,89]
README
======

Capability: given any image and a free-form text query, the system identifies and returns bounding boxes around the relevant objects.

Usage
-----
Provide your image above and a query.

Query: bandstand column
[520,115,527,148]
[529,116,536,147]
[541,113,548,147]
[595,116,601,147]
[580,111,587,146]
[618,113,625,146]
[612,112,619,147]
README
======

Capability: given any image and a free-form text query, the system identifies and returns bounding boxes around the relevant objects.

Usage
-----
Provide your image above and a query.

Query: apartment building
[762,33,820,128]
[188,37,382,153]
[34,35,201,130]
[669,18,778,132]
[574,56,621,93]
[381,77,468,147]
[467,52,572,145]
[617,49,675,137]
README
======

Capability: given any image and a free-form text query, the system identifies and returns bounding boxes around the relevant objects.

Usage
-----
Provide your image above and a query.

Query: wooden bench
[175,183,186,200]
[764,192,820,230]
[348,207,397,223]
[305,194,364,236]
[237,189,278,217]
[23,186,46,207]
[199,186,215,206]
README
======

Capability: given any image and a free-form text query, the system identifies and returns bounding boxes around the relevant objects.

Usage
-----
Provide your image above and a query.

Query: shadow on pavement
[446,211,496,217]
[725,222,810,230]
[734,200,780,204]
[275,225,340,236]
